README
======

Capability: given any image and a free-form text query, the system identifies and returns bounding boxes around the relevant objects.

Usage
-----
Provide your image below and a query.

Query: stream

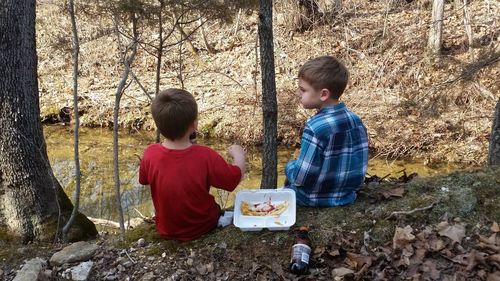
[44,125,460,222]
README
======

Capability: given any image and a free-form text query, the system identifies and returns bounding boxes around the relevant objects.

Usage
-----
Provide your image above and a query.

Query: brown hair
[151,88,198,140]
[298,56,349,99]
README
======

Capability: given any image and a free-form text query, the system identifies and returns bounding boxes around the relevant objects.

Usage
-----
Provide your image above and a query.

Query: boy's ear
[319,88,332,101]
[190,119,198,130]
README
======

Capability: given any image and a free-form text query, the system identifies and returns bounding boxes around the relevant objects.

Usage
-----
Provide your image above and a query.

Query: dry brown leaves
[313,221,500,280]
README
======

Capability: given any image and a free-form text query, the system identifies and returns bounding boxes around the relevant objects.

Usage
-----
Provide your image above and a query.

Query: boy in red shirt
[139,88,246,241]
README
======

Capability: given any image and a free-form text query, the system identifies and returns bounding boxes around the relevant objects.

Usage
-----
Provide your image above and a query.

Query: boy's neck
[319,98,340,110]
[162,136,192,150]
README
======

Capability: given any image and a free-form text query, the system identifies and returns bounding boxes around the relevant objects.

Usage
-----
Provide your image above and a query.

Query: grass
[116,166,500,257]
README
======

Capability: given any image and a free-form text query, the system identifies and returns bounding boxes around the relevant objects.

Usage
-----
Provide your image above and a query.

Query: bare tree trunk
[155,0,165,143]
[428,0,444,54]
[63,0,82,242]
[462,0,473,52]
[258,0,278,189]
[488,99,500,166]
[199,18,216,54]
[0,0,96,243]
[332,0,342,12]
[173,11,197,55]
[178,34,185,89]
[113,13,139,238]
[233,8,242,36]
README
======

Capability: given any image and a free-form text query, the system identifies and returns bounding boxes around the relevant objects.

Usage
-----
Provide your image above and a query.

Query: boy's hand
[228,145,245,158]
[228,145,246,180]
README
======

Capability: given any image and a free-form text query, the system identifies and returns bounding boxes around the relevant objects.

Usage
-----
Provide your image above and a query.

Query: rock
[0,269,3,279]
[206,262,214,273]
[13,258,46,281]
[196,264,207,275]
[62,261,94,281]
[139,271,155,281]
[137,238,146,248]
[105,274,118,281]
[50,241,99,266]
[38,270,53,281]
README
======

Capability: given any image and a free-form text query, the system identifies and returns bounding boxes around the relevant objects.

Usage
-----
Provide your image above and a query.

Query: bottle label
[291,244,311,265]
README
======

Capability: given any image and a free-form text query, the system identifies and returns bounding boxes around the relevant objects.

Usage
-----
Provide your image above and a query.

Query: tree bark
[0,0,97,243]
[62,0,83,242]
[461,0,473,51]
[428,0,444,54]
[258,0,278,189]
[488,99,500,166]
[113,11,139,237]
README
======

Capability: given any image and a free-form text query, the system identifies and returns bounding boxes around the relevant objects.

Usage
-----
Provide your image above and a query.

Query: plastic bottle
[289,226,312,275]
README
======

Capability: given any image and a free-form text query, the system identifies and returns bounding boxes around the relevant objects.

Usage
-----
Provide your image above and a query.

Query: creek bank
[36,1,499,165]
[1,167,499,280]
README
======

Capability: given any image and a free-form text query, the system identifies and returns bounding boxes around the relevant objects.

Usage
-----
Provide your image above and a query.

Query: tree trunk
[62,0,83,242]
[488,99,500,166]
[155,0,165,143]
[428,0,444,54]
[258,0,278,189]
[113,12,139,238]
[461,0,473,51]
[0,0,97,243]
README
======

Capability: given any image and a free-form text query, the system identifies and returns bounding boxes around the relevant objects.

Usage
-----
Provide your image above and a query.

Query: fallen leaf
[422,260,441,280]
[396,244,414,267]
[489,254,500,266]
[487,272,500,281]
[427,237,446,252]
[313,245,326,258]
[345,252,372,270]
[437,221,466,244]
[466,249,485,271]
[332,267,354,279]
[381,187,405,198]
[451,253,470,265]
[329,249,340,257]
[410,247,427,265]
[270,262,284,277]
[393,225,415,250]
[492,222,500,233]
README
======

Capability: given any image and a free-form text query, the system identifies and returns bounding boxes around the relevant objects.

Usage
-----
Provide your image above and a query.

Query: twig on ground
[134,208,154,223]
[386,202,437,220]
[123,250,136,264]
[88,217,121,228]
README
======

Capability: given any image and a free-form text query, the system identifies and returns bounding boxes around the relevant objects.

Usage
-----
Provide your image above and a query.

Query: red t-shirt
[139,143,241,241]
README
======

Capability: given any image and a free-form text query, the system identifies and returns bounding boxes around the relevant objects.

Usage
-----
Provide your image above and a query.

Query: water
[44,125,459,222]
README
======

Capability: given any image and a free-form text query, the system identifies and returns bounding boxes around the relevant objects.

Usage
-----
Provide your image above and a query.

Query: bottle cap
[299,226,309,231]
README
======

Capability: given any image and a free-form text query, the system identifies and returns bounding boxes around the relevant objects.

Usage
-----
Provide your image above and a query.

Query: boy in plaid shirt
[285,56,369,207]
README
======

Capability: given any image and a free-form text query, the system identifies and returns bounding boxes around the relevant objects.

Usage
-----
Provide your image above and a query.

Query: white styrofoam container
[233,189,296,231]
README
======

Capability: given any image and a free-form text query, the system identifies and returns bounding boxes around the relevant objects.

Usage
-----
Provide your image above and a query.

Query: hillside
[36,0,499,164]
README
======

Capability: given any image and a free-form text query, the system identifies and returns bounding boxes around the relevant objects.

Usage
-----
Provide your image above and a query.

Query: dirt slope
[36,1,499,164]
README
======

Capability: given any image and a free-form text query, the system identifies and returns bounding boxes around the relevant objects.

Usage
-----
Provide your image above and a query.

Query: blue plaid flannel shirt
[285,103,369,207]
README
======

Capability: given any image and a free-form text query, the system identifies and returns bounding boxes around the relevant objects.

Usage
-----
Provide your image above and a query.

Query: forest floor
[1,167,500,280]
[36,0,499,165]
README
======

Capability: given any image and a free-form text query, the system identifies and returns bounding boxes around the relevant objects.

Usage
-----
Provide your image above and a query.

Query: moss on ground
[115,167,500,258]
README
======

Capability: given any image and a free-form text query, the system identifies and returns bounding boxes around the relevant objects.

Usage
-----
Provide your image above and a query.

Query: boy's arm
[208,148,245,191]
[286,125,324,188]
[228,145,246,181]
[139,154,149,185]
